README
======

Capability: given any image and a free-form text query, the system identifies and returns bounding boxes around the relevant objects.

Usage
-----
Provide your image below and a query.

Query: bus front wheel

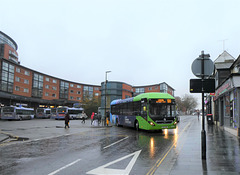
[135,120,139,131]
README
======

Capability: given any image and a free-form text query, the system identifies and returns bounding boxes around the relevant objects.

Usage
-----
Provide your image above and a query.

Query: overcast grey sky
[1,0,240,105]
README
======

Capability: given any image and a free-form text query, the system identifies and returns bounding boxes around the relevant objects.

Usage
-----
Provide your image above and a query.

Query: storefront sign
[215,79,232,99]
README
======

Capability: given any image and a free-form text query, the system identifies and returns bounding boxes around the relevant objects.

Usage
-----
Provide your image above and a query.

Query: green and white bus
[110,92,177,130]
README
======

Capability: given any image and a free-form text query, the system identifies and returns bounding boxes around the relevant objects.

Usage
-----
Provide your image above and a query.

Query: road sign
[191,55,214,78]
[190,79,215,93]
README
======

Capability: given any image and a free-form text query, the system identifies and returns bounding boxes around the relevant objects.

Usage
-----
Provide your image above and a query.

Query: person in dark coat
[65,112,70,128]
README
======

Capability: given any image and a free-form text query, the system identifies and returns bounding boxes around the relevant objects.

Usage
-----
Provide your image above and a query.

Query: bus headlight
[148,121,155,126]
[174,121,177,125]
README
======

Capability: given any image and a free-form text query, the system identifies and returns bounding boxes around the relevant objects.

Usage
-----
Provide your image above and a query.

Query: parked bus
[56,106,68,120]
[36,108,51,119]
[1,106,34,120]
[110,92,178,130]
[55,107,84,120]
[68,107,84,119]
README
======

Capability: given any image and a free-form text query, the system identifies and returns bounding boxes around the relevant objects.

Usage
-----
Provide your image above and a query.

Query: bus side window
[133,101,140,115]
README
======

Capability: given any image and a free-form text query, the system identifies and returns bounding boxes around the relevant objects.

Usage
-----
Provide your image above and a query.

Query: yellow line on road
[0,130,20,146]
[146,122,191,175]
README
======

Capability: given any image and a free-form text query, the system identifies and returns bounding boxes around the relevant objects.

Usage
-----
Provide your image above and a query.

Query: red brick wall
[13,66,32,97]
[42,76,59,100]
[3,44,18,62]
[144,85,159,93]
[122,83,133,99]
[93,86,101,99]
[68,83,83,102]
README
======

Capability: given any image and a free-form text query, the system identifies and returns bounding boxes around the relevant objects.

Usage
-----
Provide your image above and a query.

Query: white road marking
[48,159,81,175]
[87,150,141,175]
[103,136,129,149]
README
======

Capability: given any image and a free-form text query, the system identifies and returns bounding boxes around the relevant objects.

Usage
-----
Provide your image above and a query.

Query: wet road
[0,116,195,175]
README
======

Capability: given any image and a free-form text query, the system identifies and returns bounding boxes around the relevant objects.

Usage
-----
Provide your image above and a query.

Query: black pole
[201,51,206,160]
[104,71,111,126]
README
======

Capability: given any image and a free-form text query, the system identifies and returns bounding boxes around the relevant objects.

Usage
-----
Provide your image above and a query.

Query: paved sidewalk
[156,117,240,175]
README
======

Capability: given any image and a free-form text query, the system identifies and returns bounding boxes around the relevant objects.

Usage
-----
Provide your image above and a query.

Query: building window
[15,86,20,91]
[70,90,74,93]
[25,71,30,76]
[70,96,74,100]
[46,77,50,82]
[45,85,49,89]
[52,94,56,97]
[77,91,81,94]
[24,79,29,84]
[32,73,43,98]
[52,86,57,90]
[24,88,29,93]
[148,87,152,90]
[16,68,20,73]
[70,84,74,87]
[95,93,99,96]
[16,77,20,82]
[45,92,49,96]
[53,79,57,83]
[77,97,81,100]
[77,85,81,88]
[83,86,93,99]
[160,83,167,93]
[1,61,14,93]
[95,87,99,90]
[59,81,69,99]
[135,88,145,93]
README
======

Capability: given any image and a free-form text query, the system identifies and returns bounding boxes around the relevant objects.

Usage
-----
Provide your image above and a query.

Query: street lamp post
[105,71,111,126]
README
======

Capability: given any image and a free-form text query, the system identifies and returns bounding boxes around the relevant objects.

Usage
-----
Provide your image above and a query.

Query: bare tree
[176,94,198,114]
[182,94,198,114]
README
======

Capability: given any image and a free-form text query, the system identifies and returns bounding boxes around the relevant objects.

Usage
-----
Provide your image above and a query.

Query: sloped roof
[214,51,235,63]
[215,62,233,69]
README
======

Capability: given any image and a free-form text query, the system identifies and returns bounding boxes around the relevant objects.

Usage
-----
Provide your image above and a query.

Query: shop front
[214,77,240,136]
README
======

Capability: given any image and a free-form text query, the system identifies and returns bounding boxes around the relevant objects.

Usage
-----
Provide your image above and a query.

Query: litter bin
[207,114,213,124]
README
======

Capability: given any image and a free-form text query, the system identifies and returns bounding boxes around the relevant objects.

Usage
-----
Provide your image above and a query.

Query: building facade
[207,51,240,136]
[0,31,175,114]
[0,31,101,109]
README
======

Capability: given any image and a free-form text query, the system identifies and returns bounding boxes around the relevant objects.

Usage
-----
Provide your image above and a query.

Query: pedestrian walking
[91,112,94,125]
[197,110,200,120]
[65,112,70,128]
[81,111,86,124]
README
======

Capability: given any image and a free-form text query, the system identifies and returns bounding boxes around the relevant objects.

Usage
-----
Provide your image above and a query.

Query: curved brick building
[0,31,174,111]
